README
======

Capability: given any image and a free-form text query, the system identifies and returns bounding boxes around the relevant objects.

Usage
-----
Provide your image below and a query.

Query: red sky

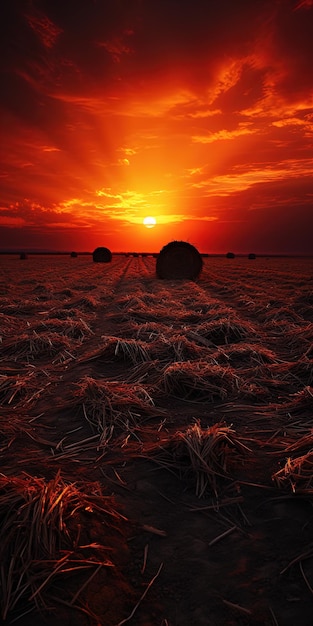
[1,0,313,254]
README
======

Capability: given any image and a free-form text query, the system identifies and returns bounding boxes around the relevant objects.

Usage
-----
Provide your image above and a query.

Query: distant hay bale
[156,240,203,280]
[70,251,78,258]
[19,252,28,260]
[226,252,235,259]
[92,247,112,263]
[248,253,256,259]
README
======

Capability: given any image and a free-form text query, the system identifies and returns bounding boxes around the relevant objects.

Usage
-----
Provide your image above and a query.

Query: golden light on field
[143,216,157,229]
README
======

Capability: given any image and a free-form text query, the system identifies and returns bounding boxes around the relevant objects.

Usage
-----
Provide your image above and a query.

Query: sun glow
[143,216,157,228]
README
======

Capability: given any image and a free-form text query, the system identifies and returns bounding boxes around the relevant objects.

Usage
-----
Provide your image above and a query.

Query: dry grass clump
[154,421,249,497]
[123,301,175,324]
[0,332,76,363]
[201,305,235,320]
[48,307,78,319]
[273,452,313,493]
[0,407,35,445]
[33,283,54,295]
[195,317,256,346]
[74,376,158,444]
[0,372,40,407]
[55,287,76,298]
[270,386,313,418]
[162,361,239,401]
[0,312,21,338]
[32,318,93,340]
[135,321,170,342]
[215,343,278,368]
[0,471,120,621]
[70,295,99,311]
[83,336,152,365]
[116,294,145,310]
[281,325,313,360]
[265,321,313,356]
[287,358,313,387]
[151,334,207,364]
[263,306,302,323]
[294,290,313,307]
[0,301,39,316]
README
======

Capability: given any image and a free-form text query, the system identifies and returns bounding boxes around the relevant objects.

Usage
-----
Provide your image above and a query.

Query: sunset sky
[1,0,313,254]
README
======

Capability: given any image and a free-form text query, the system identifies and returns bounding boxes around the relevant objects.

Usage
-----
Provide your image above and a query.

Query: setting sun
[143,216,157,228]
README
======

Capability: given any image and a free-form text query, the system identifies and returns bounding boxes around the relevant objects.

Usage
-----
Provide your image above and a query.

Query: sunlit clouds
[0,0,312,253]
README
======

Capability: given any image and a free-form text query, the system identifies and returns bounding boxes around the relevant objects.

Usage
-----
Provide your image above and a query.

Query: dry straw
[162,360,240,402]
[74,376,159,444]
[215,343,278,368]
[1,332,75,363]
[70,295,99,311]
[273,451,313,493]
[195,317,256,346]
[151,333,207,365]
[31,318,93,340]
[0,371,40,407]
[0,471,121,620]
[152,421,250,498]
[83,336,152,365]
[156,240,203,280]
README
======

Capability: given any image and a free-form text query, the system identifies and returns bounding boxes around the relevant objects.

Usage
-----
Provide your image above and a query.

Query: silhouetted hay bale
[92,246,112,263]
[20,252,28,260]
[226,252,235,259]
[248,253,256,259]
[70,251,78,258]
[156,240,203,280]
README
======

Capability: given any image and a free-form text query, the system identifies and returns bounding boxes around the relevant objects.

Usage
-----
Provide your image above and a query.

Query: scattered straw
[195,317,256,346]
[273,451,313,493]
[0,471,121,620]
[74,376,159,444]
[1,332,76,363]
[152,421,250,498]
[162,360,240,402]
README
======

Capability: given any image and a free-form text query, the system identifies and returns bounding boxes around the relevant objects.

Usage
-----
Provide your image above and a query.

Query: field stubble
[0,254,313,625]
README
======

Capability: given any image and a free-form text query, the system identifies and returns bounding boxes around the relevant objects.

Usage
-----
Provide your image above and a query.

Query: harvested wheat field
[1,253,313,625]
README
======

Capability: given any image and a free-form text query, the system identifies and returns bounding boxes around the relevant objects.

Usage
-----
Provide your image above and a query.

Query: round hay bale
[20,252,28,260]
[92,247,112,263]
[248,253,256,259]
[70,251,78,258]
[156,240,203,280]
[226,251,235,259]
